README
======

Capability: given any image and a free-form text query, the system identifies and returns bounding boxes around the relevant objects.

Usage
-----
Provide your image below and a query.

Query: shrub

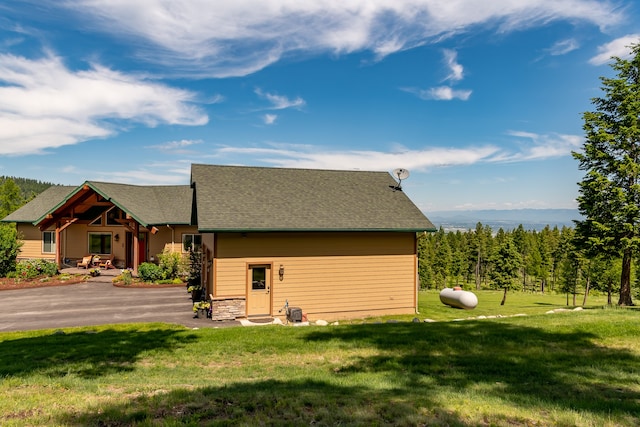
[0,225,22,277]
[157,278,184,285]
[15,259,58,279]
[187,250,202,287]
[113,270,133,285]
[138,262,164,282]
[157,249,187,280]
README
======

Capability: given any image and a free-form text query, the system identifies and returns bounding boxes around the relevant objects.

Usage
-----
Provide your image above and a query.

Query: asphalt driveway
[0,275,239,332]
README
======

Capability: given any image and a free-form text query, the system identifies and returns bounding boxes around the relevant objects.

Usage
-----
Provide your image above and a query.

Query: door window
[252,267,266,290]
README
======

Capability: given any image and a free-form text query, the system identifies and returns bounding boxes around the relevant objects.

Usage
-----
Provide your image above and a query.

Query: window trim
[182,233,202,252]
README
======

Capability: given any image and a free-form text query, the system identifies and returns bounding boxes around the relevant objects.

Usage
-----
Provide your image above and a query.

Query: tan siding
[151,226,199,257]
[16,224,55,260]
[214,232,417,320]
[15,222,202,267]
[215,258,248,296]
[64,226,89,259]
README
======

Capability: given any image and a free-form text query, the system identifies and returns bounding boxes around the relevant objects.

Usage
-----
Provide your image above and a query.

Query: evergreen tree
[526,232,544,292]
[417,235,434,289]
[447,230,466,286]
[470,222,491,290]
[512,224,531,290]
[489,235,522,305]
[432,227,451,288]
[573,42,640,306]
[538,225,559,293]
[0,178,24,219]
[589,255,621,305]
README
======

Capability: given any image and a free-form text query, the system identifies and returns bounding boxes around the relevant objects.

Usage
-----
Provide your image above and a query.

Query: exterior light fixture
[279,265,285,281]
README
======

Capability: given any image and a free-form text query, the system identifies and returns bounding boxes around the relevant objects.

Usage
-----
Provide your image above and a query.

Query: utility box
[287,307,303,322]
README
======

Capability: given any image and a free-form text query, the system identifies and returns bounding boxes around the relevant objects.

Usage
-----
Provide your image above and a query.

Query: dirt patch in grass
[0,275,87,291]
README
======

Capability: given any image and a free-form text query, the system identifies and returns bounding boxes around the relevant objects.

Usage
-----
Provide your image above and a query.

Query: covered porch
[36,183,157,275]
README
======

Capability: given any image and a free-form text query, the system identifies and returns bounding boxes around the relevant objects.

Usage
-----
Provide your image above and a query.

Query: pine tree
[573,42,640,306]
[489,235,522,305]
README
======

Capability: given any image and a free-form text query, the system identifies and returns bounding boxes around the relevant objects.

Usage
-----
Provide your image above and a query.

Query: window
[106,207,124,225]
[42,231,55,254]
[252,266,266,290]
[89,233,112,255]
[182,234,202,252]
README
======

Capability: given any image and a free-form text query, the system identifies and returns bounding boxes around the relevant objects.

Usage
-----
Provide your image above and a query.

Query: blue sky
[0,1,639,212]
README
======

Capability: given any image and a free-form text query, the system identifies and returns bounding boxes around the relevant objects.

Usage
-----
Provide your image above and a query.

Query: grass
[0,291,638,426]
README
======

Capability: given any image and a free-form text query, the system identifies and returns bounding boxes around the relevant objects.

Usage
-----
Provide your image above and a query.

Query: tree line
[417,224,631,306]
[0,177,53,276]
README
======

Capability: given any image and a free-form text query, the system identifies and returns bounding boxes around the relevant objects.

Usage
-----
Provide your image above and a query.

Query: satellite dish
[394,168,410,180]
[390,168,410,191]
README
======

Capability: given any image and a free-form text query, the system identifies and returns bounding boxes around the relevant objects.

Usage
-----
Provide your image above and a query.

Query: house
[3,164,436,321]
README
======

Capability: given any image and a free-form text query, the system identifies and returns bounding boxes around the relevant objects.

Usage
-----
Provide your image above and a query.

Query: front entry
[125,232,148,269]
[247,264,272,317]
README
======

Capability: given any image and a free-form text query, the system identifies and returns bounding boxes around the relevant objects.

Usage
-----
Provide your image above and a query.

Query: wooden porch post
[52,219,76,269]
[55,223,62,269]
[133,222,139,276]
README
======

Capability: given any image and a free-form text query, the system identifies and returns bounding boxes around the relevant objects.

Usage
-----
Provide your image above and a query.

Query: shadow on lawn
[305,321,640,420]
[59,379,467,426]
[55,320,640,426]
[0,327,197,379]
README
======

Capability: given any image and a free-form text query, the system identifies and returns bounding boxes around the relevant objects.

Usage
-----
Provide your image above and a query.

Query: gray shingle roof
[3,165,435,232]
[190,164,435,232]
[88,182,192,226]
[1,182,192,227]
[2,186,75,223]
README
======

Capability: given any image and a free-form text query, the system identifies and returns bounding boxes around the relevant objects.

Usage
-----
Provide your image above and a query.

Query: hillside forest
[418,224,637,306]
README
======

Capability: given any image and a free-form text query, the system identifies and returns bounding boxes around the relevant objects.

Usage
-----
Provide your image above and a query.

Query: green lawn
[1,291,638,426]
[416,289,614,321]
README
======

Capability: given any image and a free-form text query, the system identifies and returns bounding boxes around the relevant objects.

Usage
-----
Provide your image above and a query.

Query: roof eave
[197,227,438,233]
[33,184,85,225]
[88,183,151,228]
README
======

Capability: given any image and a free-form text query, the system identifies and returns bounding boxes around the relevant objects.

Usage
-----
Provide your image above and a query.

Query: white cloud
[430,86,472,101]
[59,0,623,77]
[547,38,579,56]
[0,52,208,155]
[589,34,640,65]
[442,49,464,81]
[213,142,500,171]
[95,168,190,185]
[499,130,583,161]
[263,114,278,125]
[146,139,203,152]
[255,88,306,110]
[403,86,472,101]
[403,48,471,101]
[209,129,581,171]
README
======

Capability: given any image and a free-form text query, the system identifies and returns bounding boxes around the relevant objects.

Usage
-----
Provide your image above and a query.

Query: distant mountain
[426,209,581,232]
